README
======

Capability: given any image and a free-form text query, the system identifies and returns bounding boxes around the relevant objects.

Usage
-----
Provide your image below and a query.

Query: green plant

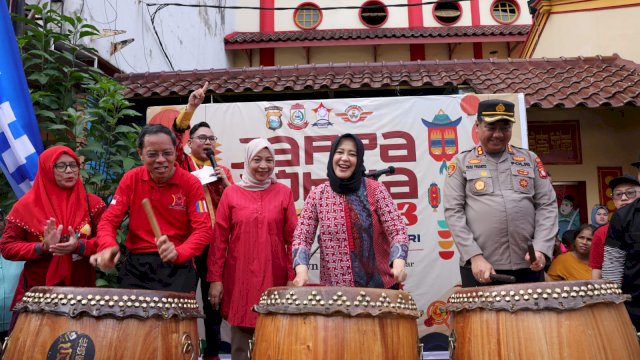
[17,2,102,149]
[2,2,143,287]
[77,76,142,200]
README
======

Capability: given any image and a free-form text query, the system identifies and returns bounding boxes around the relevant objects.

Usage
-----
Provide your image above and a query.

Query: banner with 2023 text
[148,93,527,344]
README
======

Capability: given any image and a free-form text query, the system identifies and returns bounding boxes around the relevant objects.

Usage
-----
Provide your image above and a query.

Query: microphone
[365,166,396,179]
[205,149,218,168]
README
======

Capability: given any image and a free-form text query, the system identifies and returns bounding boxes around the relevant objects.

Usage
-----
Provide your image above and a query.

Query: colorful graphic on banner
[436,219,455,260]
[421,109,462,175]
[428,182,441,212]
[147,93,526,344]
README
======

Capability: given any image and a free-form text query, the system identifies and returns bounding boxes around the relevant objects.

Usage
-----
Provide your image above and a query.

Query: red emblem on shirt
[517,169,529,176]
[170,193,186,210]
[519,179,529,188]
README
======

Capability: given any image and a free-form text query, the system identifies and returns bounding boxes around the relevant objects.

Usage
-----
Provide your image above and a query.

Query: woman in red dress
[207,138,297,360]
[0,146,106,330]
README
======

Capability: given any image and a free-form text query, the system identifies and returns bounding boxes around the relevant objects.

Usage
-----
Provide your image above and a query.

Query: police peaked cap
[477,99,516,123]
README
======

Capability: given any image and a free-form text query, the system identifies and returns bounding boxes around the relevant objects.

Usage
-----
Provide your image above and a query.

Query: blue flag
[0,3,43,198]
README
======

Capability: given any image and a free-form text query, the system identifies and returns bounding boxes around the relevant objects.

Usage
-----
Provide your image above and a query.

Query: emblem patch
[468,159,481,164]
[519,179,529,188]
[517,169,530,176]
[265,105,283,131]
[476,146,485,156]
[474,179,485,191]
[480,170,488,177]
[335,105,373,124]
[512,156,525,162]
[170,193,186,210]
[195,200,208,213]
[288,103,308,130]
[446,162,457,177]
[534,157,548,179]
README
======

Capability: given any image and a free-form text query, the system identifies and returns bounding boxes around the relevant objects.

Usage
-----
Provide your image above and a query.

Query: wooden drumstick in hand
[142,198,163,239]
[142,198,178,263]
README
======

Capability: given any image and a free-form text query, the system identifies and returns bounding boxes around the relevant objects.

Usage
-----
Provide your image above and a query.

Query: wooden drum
[252,286,422,360]
[446,280,640,360]
[3,286,202,360]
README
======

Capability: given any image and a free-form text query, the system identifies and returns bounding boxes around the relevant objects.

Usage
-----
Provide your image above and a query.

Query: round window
[491,0,519,24]
[359,1,388,28]
[433,1,462,26]
[294,3,322,30]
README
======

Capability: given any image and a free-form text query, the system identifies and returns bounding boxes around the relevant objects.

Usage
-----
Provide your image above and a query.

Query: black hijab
[327,133,366,194]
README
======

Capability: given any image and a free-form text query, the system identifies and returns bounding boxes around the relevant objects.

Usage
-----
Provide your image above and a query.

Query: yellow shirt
[547,252,591,281]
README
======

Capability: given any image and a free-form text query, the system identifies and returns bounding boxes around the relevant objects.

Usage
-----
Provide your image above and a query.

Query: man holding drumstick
[444,99,558,287]
[91,124,212,292]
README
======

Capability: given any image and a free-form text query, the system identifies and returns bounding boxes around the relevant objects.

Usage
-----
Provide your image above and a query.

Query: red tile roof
[115,55,640,109]
[224,25,531,48]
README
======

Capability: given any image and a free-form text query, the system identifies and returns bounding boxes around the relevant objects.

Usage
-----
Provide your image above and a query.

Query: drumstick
[142,198,163,239]
[489,274,516,283]
[527,241,537,263]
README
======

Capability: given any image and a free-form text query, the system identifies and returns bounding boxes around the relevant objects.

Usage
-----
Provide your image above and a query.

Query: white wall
[35,0,231,72]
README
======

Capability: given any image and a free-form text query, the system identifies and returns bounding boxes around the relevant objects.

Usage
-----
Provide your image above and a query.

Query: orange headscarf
[7,146,96,285]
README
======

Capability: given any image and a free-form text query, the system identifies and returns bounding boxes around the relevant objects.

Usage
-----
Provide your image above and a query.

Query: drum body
[3,287,202,360]
[252,286,421,360]
[446,280,640,360]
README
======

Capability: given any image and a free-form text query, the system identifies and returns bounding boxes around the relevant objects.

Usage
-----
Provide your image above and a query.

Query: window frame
[432,0,463,27]
[359,0,389,29]
[490,0,521,25]
[294,2,323,30]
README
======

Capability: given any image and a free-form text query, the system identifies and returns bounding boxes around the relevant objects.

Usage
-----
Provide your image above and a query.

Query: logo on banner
[288,103,308,130]
[265,105,283,131]
[335,105,373,124]
[436,219,455,260]
[428,182,441,212]
[421,109,462,174]
[311,102,334,128]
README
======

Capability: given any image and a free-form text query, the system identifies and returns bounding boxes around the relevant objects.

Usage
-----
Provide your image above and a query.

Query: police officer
[444,99,558,287]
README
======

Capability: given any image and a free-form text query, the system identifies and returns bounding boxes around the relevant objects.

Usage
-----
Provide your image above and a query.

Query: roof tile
[224,25,531,44]
[115,55,640,109]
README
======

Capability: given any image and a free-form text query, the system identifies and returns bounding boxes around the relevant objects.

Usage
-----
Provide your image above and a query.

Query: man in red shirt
[590,175,640,279]
[91,124,212,292]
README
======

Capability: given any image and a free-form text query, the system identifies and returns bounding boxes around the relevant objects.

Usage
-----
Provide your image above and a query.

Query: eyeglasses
[192,135,217,143]
[612,189,638,200]
[53,162,79,172]
[144,150,176,159]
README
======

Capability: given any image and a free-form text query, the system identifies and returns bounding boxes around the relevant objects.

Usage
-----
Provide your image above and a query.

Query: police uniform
[443,100,558,285]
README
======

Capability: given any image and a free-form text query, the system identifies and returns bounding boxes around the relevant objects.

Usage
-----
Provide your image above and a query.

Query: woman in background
[546,224,593,281]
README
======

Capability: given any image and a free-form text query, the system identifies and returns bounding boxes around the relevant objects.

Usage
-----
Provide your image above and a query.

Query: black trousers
[459,265,544,288]
[118,252,197,293]
[195,246,223,357]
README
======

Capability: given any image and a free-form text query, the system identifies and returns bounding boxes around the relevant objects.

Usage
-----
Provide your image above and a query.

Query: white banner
[149,93,526,347]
